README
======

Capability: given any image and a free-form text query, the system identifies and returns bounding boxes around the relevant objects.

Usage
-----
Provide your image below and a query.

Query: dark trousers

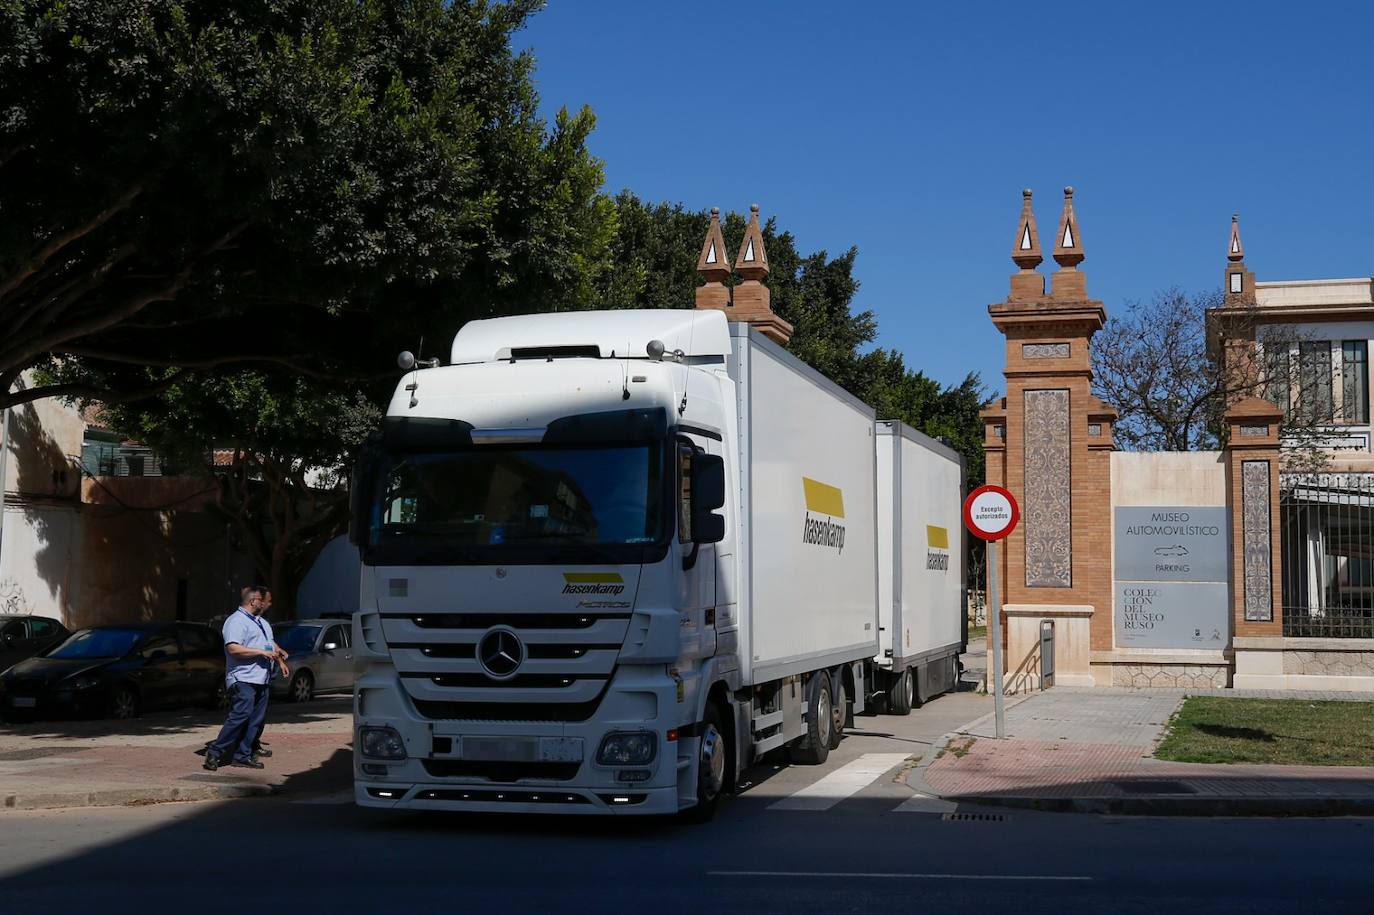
[208,681,269,763]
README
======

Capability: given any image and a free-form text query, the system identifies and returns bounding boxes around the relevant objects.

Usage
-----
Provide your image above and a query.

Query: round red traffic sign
[963,485,1020,541]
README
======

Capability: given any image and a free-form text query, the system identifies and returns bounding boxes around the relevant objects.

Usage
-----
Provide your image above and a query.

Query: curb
[2,781,274,812]
[949,792,1374,818]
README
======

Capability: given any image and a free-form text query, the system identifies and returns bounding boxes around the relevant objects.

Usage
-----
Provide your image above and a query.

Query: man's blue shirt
[222,608,275,686]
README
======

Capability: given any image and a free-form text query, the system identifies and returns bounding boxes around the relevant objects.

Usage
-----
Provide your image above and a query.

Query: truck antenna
[621,339,631,400]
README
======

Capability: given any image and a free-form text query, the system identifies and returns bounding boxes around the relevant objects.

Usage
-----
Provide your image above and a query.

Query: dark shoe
[228,758,265,770]
[203,754,220,771]
[252,746,273,758]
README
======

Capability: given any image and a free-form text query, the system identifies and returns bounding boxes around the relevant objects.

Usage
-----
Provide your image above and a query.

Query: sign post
[963,485,1020,739]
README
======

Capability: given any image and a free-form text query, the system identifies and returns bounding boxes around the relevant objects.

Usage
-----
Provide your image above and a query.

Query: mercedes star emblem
[477,627,525,680]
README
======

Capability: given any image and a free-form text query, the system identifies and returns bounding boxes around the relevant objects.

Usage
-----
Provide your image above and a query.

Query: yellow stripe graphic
[927,525,950,549]
[563,572,624,584]
[802,477,846,519]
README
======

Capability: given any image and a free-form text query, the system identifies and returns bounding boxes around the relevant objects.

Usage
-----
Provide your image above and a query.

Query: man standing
[204,586,289,771]
[250,586,279,758]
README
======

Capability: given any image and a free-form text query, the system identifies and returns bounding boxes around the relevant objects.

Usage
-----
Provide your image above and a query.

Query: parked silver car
[269,618,355,703]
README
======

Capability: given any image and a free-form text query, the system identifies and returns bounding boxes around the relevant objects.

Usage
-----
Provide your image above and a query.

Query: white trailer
[875,421,967,714]
[726,322,880,764]
[347,309,961,819]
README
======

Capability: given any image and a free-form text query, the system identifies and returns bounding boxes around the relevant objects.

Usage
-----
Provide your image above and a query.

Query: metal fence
[1280,473,1374,638]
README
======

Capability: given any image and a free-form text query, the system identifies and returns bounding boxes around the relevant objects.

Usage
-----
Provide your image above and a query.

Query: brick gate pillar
[982,188,1116,690]
[1225,398,1285,686]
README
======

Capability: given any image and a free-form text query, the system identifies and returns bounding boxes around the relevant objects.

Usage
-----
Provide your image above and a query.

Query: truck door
[678,436,717,657]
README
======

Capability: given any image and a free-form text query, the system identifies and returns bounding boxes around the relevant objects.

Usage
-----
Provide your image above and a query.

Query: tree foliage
[1,0,614,409]
[1092,287,1324,460]
[1092,289,1227,451]
[599,192,990,482]
[12,0,618,610]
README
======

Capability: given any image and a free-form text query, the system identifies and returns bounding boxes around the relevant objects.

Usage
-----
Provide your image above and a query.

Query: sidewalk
[0,698,352,811]
[913,687,1374,816]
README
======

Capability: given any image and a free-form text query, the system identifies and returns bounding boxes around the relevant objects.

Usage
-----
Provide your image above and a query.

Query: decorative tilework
[1242,460,1272,622]
[1087,423,1102,437]
[1240,424,1269,437]
[1023,343,1070,359]
[1024,389,1071,587]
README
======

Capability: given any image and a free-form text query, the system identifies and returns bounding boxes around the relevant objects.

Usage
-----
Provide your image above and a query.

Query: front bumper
[353,781,679,815]
[352,665,694,815]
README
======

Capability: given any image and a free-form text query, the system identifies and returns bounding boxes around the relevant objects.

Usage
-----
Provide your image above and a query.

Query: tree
[24,0,618,610]
[599,193,989,478]
[101,373,379,616]
[1,0,615,410]
[1091,288,1227,451]
[1093,287,1326,463]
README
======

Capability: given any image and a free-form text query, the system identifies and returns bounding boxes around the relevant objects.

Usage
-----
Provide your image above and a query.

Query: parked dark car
[0,622,225,721]
[0,615,70,674]
[270,619,355,703]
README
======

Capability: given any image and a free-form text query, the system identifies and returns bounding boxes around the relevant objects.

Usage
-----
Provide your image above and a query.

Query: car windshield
[363,442,667,564]
[47,628,142,660]
[274,625,320,653]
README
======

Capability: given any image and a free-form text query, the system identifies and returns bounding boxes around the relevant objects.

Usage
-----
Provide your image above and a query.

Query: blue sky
[519,1,1374,393]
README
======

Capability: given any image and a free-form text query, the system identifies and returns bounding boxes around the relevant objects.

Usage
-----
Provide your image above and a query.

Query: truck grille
[381,612,631,722]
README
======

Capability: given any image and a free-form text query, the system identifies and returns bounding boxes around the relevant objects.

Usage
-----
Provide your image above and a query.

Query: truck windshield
[363,442,668,565]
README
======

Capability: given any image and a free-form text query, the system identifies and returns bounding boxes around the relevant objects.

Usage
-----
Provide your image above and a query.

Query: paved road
[2,670,1373,914]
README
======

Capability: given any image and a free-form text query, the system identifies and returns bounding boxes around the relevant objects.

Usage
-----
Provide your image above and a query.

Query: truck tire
[682,702,729,823]
[888,667,914,716]
[789,671,833,765]
[828,673,846,750]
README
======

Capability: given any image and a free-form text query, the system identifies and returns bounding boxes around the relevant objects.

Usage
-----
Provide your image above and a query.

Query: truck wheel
[682,702,729,823]
[789,671,833,765]
[828,674,846,750]
[888,667,914,716]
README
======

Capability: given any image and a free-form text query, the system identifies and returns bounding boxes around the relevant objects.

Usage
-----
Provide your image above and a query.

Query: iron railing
[1280,472,1374,638]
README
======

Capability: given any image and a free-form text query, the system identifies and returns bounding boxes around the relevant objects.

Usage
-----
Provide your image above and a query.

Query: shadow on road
[0,696,350,741]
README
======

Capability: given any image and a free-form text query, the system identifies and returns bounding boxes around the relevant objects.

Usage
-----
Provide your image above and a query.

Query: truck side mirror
[348,439,382,546]
[690,454,726,545]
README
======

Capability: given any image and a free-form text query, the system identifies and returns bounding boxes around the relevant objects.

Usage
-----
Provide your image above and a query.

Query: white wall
[297,535,361,618]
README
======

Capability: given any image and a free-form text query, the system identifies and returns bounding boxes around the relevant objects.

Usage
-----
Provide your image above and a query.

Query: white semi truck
[348,308,964,818]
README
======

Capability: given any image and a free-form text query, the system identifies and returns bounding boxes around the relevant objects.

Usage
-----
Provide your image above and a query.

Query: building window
[1298,341,1333,423]
[1342,340,1368,423]
[1264,347,1291,420]
[1230,272,1243,294]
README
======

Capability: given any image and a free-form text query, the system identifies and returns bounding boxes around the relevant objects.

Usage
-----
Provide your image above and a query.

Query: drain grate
[1115,780,1195,794]
[0,746,91,761]
[942,812,1008,822]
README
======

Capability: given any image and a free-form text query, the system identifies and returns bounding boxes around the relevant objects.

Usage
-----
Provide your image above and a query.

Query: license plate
[9,697,36,708]
[459,736,583,763]
[463,737,538,762]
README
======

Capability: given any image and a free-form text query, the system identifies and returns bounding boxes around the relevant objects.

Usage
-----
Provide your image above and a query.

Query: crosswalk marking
[768,753,912,811]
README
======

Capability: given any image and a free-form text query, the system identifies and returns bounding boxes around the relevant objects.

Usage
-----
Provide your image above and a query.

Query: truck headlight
[596,731,656,766]
[360,726,407,760]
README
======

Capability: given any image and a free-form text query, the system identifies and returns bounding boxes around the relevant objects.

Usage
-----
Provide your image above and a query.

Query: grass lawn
[967,624,987,640]
[1153,696,1374,766]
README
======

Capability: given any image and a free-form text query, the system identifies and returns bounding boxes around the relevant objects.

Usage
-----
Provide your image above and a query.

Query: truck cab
[350,310,738,816]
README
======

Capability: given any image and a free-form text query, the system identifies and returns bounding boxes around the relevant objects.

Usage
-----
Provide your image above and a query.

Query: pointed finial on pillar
[1223,213,1255,305]
[1009,188,1046,302]
[735,204,770,279]
[729,203,792,346]
[1052,186,1084,269]
[1049,186,1088,299]
[1012,188,1043,271]
[695,207,731,311]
